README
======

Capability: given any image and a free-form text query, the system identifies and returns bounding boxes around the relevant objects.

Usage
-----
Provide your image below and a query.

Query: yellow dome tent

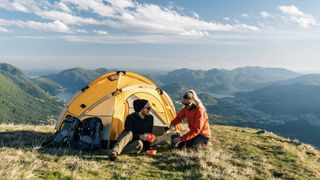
[55,71,177,148]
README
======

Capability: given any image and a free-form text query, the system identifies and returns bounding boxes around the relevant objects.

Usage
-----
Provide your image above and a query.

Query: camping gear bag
[41,116,81,148]
[41,116,103,151]
[77,117,103,151]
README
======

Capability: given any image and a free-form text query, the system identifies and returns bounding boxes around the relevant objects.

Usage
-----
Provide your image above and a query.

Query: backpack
[77,117,103,151]
[41,116,81,148]
[41,116,103,152]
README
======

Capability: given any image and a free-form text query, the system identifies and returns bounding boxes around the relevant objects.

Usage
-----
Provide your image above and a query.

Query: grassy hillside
[0,124,319,179]
[33,77,64,96]
[0,63,51,100]
[0,74,62,124]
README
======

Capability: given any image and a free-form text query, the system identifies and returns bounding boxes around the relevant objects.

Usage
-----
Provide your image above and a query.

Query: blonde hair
[183,89,206,111]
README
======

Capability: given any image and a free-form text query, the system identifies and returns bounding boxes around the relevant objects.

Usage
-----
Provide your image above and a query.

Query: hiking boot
[105,149,118,161]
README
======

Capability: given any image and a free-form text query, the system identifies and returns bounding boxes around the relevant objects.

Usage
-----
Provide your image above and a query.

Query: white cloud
[260,11,272,18]
[257,23,273,30]
[0,26,9,32]
[38,10,99,25]
[278,5,317,28]
[0,0,45,13]
[93,30,109,35]
[0,19,71,33]
[241,13,249,18]
[59,0,259,36]
[279,5,304,17]
[0,0,260,39]
[11,1,29,13]
[0,0,27,12]
[106,0,135,9]
[62,0,115,17]
[191,11,199,19]
[60,34,177,44]
[100,3,259,36]
[0,0,99,26]
[56,2,72,13]
[76,29,87,33]
[223,17,230,21]
[180,30,209,37]
[13,30,320,46]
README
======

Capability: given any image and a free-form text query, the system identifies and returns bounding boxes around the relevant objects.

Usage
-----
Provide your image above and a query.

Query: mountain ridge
[0,73,62,124]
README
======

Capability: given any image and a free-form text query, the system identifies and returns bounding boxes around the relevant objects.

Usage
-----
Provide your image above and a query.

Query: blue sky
[0,0,320,72]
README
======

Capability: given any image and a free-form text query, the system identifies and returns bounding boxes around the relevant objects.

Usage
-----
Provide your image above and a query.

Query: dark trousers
[178,134,209,150]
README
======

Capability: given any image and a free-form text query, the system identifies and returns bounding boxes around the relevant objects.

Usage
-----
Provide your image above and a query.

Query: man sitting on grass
[106,99,154,160]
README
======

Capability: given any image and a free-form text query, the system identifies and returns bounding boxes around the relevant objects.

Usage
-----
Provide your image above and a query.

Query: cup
[171,133,180,148]
[147,134,156,143]
[147,149,157,155]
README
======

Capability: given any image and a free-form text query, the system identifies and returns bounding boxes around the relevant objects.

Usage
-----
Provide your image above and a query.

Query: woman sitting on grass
[170,90,211,149]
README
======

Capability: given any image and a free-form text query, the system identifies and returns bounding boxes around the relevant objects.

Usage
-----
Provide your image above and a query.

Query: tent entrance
[126,94,169,136]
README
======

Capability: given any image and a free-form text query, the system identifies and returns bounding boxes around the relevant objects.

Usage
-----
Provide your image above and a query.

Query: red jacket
[171,106,211,142]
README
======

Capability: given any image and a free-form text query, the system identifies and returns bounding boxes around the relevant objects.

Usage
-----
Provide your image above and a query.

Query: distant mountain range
[36,66,300,97]
[42,67,110,92]
[157,66,300,96]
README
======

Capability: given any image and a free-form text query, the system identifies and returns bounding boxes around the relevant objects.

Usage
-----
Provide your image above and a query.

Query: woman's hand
[172,136,180,144]
[169,124,176,131]
[139,133,149,141]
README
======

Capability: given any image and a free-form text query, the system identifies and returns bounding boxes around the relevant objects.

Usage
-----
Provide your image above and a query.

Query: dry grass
[0,124,319,179]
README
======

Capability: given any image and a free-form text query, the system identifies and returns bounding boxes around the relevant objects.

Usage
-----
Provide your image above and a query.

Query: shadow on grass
[0,130,105,158]
[0,130,166,161]
[0,130,52,149]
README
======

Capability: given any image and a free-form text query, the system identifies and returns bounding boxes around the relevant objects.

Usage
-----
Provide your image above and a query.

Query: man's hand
[139,133,149,141]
